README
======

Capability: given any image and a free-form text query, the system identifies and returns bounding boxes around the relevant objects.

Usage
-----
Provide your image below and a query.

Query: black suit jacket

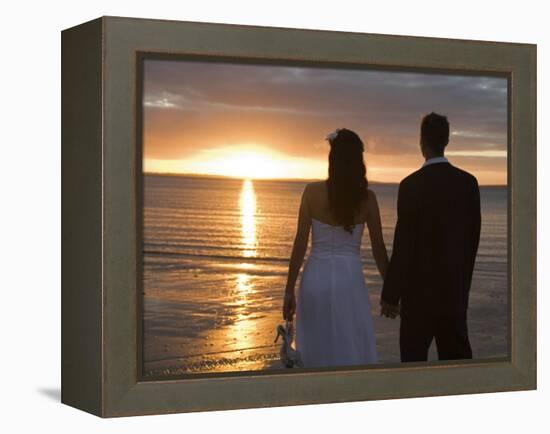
[381,162,481,318]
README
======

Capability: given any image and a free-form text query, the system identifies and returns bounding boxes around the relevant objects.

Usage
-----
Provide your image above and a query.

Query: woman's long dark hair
[326,128,369,233]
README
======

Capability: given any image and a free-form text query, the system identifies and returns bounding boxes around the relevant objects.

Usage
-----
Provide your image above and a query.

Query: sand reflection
[226,272,258,350]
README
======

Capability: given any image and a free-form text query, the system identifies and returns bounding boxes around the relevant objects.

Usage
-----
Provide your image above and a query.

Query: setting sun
[199,148,289,179]
[144,145,327,180]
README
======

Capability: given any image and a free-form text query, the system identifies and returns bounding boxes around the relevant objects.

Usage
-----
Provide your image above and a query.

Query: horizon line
[143,170,507,188]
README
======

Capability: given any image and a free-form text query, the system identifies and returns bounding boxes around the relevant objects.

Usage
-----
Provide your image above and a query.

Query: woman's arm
[366,190,389,280]
[282,185,312,320]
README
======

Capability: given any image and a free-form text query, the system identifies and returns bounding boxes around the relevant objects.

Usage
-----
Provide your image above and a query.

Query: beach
[142,174,508,376]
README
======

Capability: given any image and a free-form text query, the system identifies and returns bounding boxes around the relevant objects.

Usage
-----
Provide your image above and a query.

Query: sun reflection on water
[239,179,257,258]
[221,180,262,360]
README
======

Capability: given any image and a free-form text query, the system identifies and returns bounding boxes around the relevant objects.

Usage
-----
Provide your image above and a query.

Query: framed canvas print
[61,16,536,417]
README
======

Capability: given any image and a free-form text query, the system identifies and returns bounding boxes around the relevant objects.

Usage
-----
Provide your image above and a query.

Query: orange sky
[142,59,508,185]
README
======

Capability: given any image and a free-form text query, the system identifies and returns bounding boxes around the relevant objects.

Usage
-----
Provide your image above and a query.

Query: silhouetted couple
[283,112,481,367]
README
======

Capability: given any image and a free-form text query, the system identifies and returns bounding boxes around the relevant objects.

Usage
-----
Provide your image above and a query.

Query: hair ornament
[325,128,343,143]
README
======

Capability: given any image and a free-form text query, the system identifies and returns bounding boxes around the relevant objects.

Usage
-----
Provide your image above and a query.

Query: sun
[206,149,288,179]
[145,144,327,180]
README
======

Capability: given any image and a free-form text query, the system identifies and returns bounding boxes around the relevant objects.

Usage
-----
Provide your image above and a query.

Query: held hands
[283,291,296,321]
[380,299,400,319]
[284,293,399,320]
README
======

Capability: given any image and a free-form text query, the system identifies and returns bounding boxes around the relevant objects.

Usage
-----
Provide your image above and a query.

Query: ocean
[142,174,508,376]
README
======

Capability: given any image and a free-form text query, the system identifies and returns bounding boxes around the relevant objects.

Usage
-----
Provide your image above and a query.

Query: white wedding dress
[295,218,378,368]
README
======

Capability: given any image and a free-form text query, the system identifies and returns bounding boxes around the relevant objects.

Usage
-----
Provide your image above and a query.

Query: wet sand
[143,269,507,376]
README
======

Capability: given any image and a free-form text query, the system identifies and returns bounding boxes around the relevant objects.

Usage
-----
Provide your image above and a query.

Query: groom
[381,112,481,362]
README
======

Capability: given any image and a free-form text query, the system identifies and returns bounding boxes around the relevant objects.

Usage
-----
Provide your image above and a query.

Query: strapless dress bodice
[308,218,364,259]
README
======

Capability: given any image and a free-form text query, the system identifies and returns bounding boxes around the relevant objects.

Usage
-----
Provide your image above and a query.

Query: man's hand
[283,291,296,321]
[380,300,399,319]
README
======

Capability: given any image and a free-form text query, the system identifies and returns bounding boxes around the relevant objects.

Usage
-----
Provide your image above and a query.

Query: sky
[142,58,508,185]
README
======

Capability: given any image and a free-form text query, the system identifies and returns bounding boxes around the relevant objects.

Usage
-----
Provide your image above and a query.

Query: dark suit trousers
[400,312,473,362]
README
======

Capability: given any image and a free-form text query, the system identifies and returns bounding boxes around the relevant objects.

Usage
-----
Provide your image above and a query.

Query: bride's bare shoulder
[306,180,326,189]
[304,180,326,196]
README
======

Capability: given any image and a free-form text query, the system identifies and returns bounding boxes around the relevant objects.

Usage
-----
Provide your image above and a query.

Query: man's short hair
[421,112,449,155]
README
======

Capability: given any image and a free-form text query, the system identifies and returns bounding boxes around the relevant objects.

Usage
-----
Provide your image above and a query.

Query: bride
[282,128,389,368]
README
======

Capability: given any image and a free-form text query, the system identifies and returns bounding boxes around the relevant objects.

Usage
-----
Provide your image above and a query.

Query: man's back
[382,162,481,317]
